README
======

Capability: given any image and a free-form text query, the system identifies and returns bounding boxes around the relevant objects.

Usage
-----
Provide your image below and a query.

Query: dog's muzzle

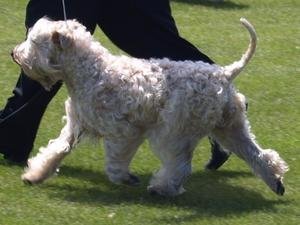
[11,47,21,66]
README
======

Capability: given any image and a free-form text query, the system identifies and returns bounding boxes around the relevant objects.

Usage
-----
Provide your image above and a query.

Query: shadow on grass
[171,0,249,9]
[42,165,288,220]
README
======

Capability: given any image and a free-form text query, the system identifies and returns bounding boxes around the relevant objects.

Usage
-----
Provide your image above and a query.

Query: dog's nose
[11,49,21,66]
[11,49,17,61]
[10,50,17,62]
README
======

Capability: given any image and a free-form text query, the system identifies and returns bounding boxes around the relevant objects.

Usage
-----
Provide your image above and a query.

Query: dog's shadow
[43,165,288,220]
[171,0,249,9]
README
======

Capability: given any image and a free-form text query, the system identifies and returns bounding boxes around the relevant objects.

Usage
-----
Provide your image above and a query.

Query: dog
[12,17,288,196]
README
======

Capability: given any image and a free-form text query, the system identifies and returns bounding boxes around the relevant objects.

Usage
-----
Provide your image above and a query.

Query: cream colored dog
[12,17,288,196]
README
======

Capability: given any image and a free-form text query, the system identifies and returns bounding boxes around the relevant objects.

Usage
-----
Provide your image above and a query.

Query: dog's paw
[108,172,141,186]
[275,179,285,196]
[258,149,288,195]
[262,176,286,196]
[267,178,285,196]
[147,184,185,197]
[21,156,59,185]
[121,173,141,186]
[147,185,166,196]
[21,168,55,185]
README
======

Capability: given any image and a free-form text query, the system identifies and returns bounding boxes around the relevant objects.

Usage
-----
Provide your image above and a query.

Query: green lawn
[0,0,299,224]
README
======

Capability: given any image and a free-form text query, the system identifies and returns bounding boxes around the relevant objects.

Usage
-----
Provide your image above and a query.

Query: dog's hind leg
[104,135,144,186]
[147,130,199,196]
[22,98,82,184]
[211,113,288,195]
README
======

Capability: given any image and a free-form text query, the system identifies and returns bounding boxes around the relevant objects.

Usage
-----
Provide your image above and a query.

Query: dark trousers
[0,0,214,162]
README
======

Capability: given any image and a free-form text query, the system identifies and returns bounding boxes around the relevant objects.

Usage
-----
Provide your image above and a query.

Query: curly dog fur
[12,17,288,196]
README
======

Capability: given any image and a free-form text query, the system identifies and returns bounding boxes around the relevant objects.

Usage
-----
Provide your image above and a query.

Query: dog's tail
[223,18,257,82]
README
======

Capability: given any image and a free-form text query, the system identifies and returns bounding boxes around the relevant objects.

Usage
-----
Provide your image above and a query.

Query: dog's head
[12,17,89,91]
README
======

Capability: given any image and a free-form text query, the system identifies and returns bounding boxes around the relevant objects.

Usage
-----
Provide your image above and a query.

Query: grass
[0,0,299,224]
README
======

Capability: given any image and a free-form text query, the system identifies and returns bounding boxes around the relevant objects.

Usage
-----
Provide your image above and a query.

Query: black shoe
[205,137,231,170]
[2,155,27,166]
[3,152,28,164]
[0,105,34,164]
[0,145,30,165]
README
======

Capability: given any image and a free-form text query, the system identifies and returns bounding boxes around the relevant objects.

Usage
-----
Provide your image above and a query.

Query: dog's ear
[51,31,73,50]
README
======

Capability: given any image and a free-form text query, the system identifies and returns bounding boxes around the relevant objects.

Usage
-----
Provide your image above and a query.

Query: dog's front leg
[104,136,144,186]
[147,132,199,197]
[22,98,82,184]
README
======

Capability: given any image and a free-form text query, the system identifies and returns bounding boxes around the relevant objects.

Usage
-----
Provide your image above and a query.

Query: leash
[61,0,67,21]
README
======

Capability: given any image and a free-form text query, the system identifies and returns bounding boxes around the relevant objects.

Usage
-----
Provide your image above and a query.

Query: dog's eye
[31,39,38,45]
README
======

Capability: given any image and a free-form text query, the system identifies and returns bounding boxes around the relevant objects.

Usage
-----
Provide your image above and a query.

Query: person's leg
[25,0,97,34]
[0,75,62,163]
[97,0,213,62]
[95,0,230,169]
[0,0,97,163]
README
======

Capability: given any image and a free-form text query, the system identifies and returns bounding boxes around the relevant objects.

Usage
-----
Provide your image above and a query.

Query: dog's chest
[71,85,161,137]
